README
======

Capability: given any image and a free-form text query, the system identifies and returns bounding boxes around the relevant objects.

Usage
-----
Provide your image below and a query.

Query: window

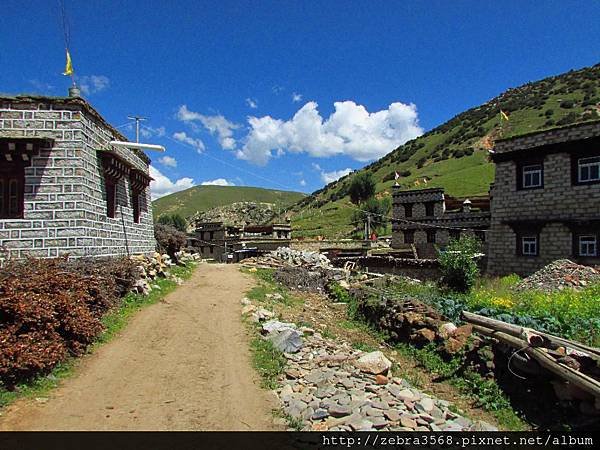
[425,202,435,217]
[578,235,597,257]
[105,179,116,218]
[209,245,214,254]
[577,156,600,183]
[522,164,543,189]
[426,229,436,243]
[131,192,140,223]
[404,230,414,244]
[0,166,25,219]
[404,203,413,218]
[521,236,538,256]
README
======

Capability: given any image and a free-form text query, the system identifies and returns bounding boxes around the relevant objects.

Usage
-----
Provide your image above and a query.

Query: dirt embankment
[0,264,278,431]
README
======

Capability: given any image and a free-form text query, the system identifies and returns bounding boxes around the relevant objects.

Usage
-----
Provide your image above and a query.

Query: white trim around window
[578,235,597,257]
[522,164,543,188]
[578,156,600,183]
[522,236,538,256]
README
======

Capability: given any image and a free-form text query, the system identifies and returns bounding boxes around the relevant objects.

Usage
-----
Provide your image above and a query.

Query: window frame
[520,235,539,257]
[519,163,544,190]
[403,229,415,244]
[105,178,117,219]
[131,191,141,223]
[426,228,436,243]
[404,203,413,218]
[578,234,597,257]
[0,164,25,219]
[577,156,600,184]
[424,201,435,217]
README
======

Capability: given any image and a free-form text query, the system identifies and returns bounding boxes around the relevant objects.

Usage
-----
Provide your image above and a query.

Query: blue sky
[2,1,599,198]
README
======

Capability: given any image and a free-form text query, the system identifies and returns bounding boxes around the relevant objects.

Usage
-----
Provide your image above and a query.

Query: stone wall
[0,96,155,259]
[332,256,441,280]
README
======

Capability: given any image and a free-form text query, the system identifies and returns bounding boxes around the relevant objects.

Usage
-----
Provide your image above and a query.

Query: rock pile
[129,251,198,295]
[516,259,600,292]
[244,247,334,270]
[242,298,496,432]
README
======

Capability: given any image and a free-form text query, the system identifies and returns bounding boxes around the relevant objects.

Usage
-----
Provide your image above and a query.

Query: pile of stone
[516,259,600,292]
[242,298,496,432]
[129,251,197,295]
[243,247,334,271]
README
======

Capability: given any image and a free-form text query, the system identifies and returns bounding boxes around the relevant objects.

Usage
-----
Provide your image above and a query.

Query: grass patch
[249,337,286,390]
[0,262,197,409]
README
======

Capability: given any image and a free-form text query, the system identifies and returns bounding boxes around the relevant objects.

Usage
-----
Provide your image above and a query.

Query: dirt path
[0,264,278,431]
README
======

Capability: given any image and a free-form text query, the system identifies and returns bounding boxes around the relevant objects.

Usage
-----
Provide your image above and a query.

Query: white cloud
[29,79,54,92]
[292,92,303,103]
[177,105,240,150]
[200,178,236,186]
[140,125,166,139]
[246,98,258,109]
[77,75,110,95]
[272,85,284,94]
[299,179,306,187]
[315,166,353,184]
[158,155,177,168]
[237,100,422,166]
[173,131,205,153]
[149,166,194,199]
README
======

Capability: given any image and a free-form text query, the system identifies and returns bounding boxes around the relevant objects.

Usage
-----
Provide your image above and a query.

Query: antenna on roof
[127,115,147,142]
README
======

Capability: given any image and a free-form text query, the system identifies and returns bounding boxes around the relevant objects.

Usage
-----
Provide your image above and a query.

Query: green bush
[438,236,482,293]
[348,172,376,205]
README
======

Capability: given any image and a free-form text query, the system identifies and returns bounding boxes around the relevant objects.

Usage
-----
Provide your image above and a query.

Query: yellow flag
[63,49,73,76]
[500,110,509,121]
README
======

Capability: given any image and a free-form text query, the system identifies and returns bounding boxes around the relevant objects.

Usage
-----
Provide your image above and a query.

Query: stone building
[188,222,291,262]
[0,93,156,259]
[391,187,490,258]
[487,120,600,275]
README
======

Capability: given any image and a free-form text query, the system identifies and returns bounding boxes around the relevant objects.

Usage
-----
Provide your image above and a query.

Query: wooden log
[462,311,600,360]
[472,325,600,399]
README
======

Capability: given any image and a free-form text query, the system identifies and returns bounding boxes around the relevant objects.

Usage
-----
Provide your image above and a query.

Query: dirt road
[0,264,278,431]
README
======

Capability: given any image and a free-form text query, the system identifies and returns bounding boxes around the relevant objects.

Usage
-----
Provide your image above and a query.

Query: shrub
[559,100,574,109]
[157,214,187,232]
[438,236,482,293]
[0,257,135,387]
[154,223,187,259]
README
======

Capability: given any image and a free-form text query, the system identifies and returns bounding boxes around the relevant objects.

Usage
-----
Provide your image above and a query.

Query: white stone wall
[0,98,155,259]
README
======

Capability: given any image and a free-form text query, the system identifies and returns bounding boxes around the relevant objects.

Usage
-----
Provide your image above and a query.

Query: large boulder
[268,329,303,353]
[353,351,392,375]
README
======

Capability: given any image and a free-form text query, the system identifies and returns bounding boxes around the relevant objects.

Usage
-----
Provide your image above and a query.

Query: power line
[144,122,489,234]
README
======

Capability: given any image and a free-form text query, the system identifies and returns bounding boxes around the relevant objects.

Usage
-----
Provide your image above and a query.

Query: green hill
[288,63,600,239]
[152,185,306,219]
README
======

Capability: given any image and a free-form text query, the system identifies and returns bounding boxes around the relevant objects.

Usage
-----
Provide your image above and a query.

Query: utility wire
[143,122,490,234]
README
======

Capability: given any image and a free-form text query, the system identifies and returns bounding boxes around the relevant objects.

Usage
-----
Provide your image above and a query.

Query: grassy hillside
[152,185,306,219]
[289,63,600,238]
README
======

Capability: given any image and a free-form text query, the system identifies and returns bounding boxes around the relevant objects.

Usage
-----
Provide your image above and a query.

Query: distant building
[188,222,291,262]
[0,92,155,259]
[488,120,600,275]
[391,187,490,258]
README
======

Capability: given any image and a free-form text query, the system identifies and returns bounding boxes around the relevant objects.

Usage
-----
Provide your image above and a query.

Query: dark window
[0,165,25,219]
[520,164,543,189]
[449,229,461,241]
[404,203,413,218]
[105,178,116,218]
[404,230,414,244]
[577,235,597,257]
[209,245,214,254]
[518,235,538,256]
[577,156,600,183]
[131,191,140,223]
[209,231,214,240]
[425,202,435,217]
[426,229,436,243]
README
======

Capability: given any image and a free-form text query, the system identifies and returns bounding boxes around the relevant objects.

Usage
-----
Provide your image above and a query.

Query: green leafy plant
[438,236,482,292]
[348,172,376,205]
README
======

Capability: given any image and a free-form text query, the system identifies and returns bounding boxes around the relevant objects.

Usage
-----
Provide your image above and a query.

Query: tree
[170,214,188,232]
[348,172,376,205]
[154,224,187,261]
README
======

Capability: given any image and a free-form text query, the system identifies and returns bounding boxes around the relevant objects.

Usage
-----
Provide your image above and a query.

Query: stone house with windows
[487,120,600,275]
[188,221,291,262]
[391,187,490,258]
[0,93,155,259]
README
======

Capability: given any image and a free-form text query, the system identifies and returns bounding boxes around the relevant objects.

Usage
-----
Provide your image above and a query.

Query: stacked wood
[462,311,600,410]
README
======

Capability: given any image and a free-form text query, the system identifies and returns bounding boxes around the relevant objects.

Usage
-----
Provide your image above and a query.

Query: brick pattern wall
[487,151,600,276]
[0,99,155,259]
